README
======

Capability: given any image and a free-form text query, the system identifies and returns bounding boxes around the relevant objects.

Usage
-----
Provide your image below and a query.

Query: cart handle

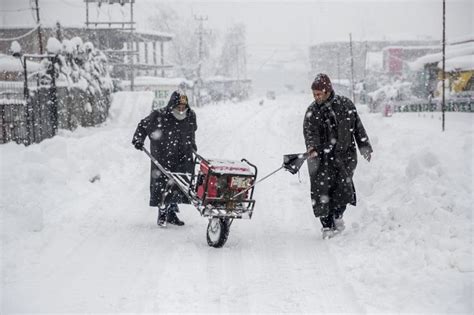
[231,165,284,200]
[142,147,170,178]
[142,147,197,205]
[193,149,209,164]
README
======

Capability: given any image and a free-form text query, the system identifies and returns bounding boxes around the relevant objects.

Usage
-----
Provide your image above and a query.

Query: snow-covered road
[1,92,472,313]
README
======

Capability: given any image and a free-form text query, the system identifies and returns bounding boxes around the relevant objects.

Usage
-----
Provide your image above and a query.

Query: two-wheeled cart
[142,148,309,248]
[142,148,258,248]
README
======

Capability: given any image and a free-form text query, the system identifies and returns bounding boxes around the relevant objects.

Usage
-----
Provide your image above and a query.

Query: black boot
[167,210,185,226]
[320,215,335,239]
[157,206,167,227]
[319,215,335,229]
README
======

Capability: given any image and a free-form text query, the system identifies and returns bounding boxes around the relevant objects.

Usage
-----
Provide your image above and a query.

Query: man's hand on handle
[133,140,144,151]
[307,147,318,158]
[360,147,372,162]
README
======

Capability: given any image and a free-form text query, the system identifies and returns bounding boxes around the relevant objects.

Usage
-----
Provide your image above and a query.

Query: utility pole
[363,41,368,81]
[130,0,135,91]
[442,0,446,131]
[194,15,209,107]
[349,33,355,104]
[34,0,44,54]
[55,22,63,42]
[195,15,208,81]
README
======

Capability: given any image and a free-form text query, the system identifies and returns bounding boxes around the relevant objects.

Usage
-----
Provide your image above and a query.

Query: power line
[0,8,32,12]
[0,24,40,42]
[33,0,44,54]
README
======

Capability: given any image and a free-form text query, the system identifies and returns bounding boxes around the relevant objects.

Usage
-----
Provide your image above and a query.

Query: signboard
[152,88,171,110]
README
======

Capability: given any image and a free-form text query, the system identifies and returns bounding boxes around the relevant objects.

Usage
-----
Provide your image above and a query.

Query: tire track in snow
[2,92,365,313]
[194,94,365,312]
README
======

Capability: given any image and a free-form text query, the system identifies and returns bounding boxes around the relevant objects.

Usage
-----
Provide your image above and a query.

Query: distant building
[0,25,173,79]
[309,39,440,82]
[202,76,252,103]
[382,45,439,76]
[409,36,474,97]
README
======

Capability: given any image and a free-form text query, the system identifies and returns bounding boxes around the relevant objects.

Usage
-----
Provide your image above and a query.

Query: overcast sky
[1,0,472,93]
[1,0,472,62]
[1,0,471,43]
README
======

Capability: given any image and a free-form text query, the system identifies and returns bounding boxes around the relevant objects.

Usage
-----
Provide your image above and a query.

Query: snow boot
[334,215,345,232]
[167,210,185,226]
[321,227,335,239]
[157,207,167,227]
[320,215,335,239]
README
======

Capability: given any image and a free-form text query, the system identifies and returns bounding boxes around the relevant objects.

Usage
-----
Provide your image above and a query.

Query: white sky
[1,0,472,92]
[1,0,471,44]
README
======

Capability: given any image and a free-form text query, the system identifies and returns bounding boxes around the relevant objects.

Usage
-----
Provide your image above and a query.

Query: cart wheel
[206,218,230,248]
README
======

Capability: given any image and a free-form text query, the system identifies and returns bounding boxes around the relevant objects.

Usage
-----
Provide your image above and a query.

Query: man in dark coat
[132,90,197,227]
[303,74,372,239]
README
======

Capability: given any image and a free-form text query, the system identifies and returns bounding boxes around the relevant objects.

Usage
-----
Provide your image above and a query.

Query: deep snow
[1,91,472,313]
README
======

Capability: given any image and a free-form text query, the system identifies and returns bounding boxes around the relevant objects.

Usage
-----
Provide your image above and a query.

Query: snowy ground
[1,91,472,313]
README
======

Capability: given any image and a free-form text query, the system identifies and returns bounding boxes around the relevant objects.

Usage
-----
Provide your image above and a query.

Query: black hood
[166,91,190,112]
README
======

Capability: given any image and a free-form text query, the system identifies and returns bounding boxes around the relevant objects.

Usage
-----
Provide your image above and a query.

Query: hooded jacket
[133,91,197,206]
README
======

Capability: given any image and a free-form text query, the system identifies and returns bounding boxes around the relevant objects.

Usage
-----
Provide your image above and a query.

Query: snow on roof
[205,76,251,83]
[123,76,193,87]
[382,45,440,51]
[439,55,474,72]
[0,54,42,72]
[134,29,174,39]
[409,42,474,71]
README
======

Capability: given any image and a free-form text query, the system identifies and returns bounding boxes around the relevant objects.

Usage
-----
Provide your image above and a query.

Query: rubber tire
[206,218,230,248]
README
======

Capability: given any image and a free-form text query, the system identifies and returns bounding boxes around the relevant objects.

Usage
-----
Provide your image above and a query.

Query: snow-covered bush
[33,36,114,129]
[10,41,21,54]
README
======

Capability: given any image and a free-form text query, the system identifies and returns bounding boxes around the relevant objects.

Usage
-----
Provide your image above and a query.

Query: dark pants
[319,206,346,228]
[159,203,179,213]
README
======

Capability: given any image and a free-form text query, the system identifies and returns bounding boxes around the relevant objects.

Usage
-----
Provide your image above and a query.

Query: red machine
[196,158,255,207]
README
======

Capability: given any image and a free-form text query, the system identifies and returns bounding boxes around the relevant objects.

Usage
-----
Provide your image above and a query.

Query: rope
[0,8,31,12]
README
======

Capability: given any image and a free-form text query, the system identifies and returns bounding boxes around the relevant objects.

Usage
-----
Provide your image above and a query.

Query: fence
[0,81,111,145]
[393,91,474,113]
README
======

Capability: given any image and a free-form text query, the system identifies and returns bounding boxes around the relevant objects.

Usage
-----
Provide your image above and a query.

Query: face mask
[172,107,188,120]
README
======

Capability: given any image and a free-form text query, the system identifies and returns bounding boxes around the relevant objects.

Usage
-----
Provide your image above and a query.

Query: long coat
[303,91,372,217]
[133,92,197,207]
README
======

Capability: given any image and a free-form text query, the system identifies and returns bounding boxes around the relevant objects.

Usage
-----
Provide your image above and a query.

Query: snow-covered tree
[147,4,217,80]
[217,23,247,79]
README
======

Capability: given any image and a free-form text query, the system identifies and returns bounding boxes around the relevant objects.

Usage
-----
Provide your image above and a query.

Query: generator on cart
[141,148,308,248]
[196,159,255,212]
[142,148,257,248]
[193,158,257,247]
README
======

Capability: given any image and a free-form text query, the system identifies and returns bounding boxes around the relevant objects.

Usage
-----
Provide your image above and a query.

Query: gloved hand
[360,147,372,162]
[363,151,372,162]
[133,141,144,151]
[307,146,318,158]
